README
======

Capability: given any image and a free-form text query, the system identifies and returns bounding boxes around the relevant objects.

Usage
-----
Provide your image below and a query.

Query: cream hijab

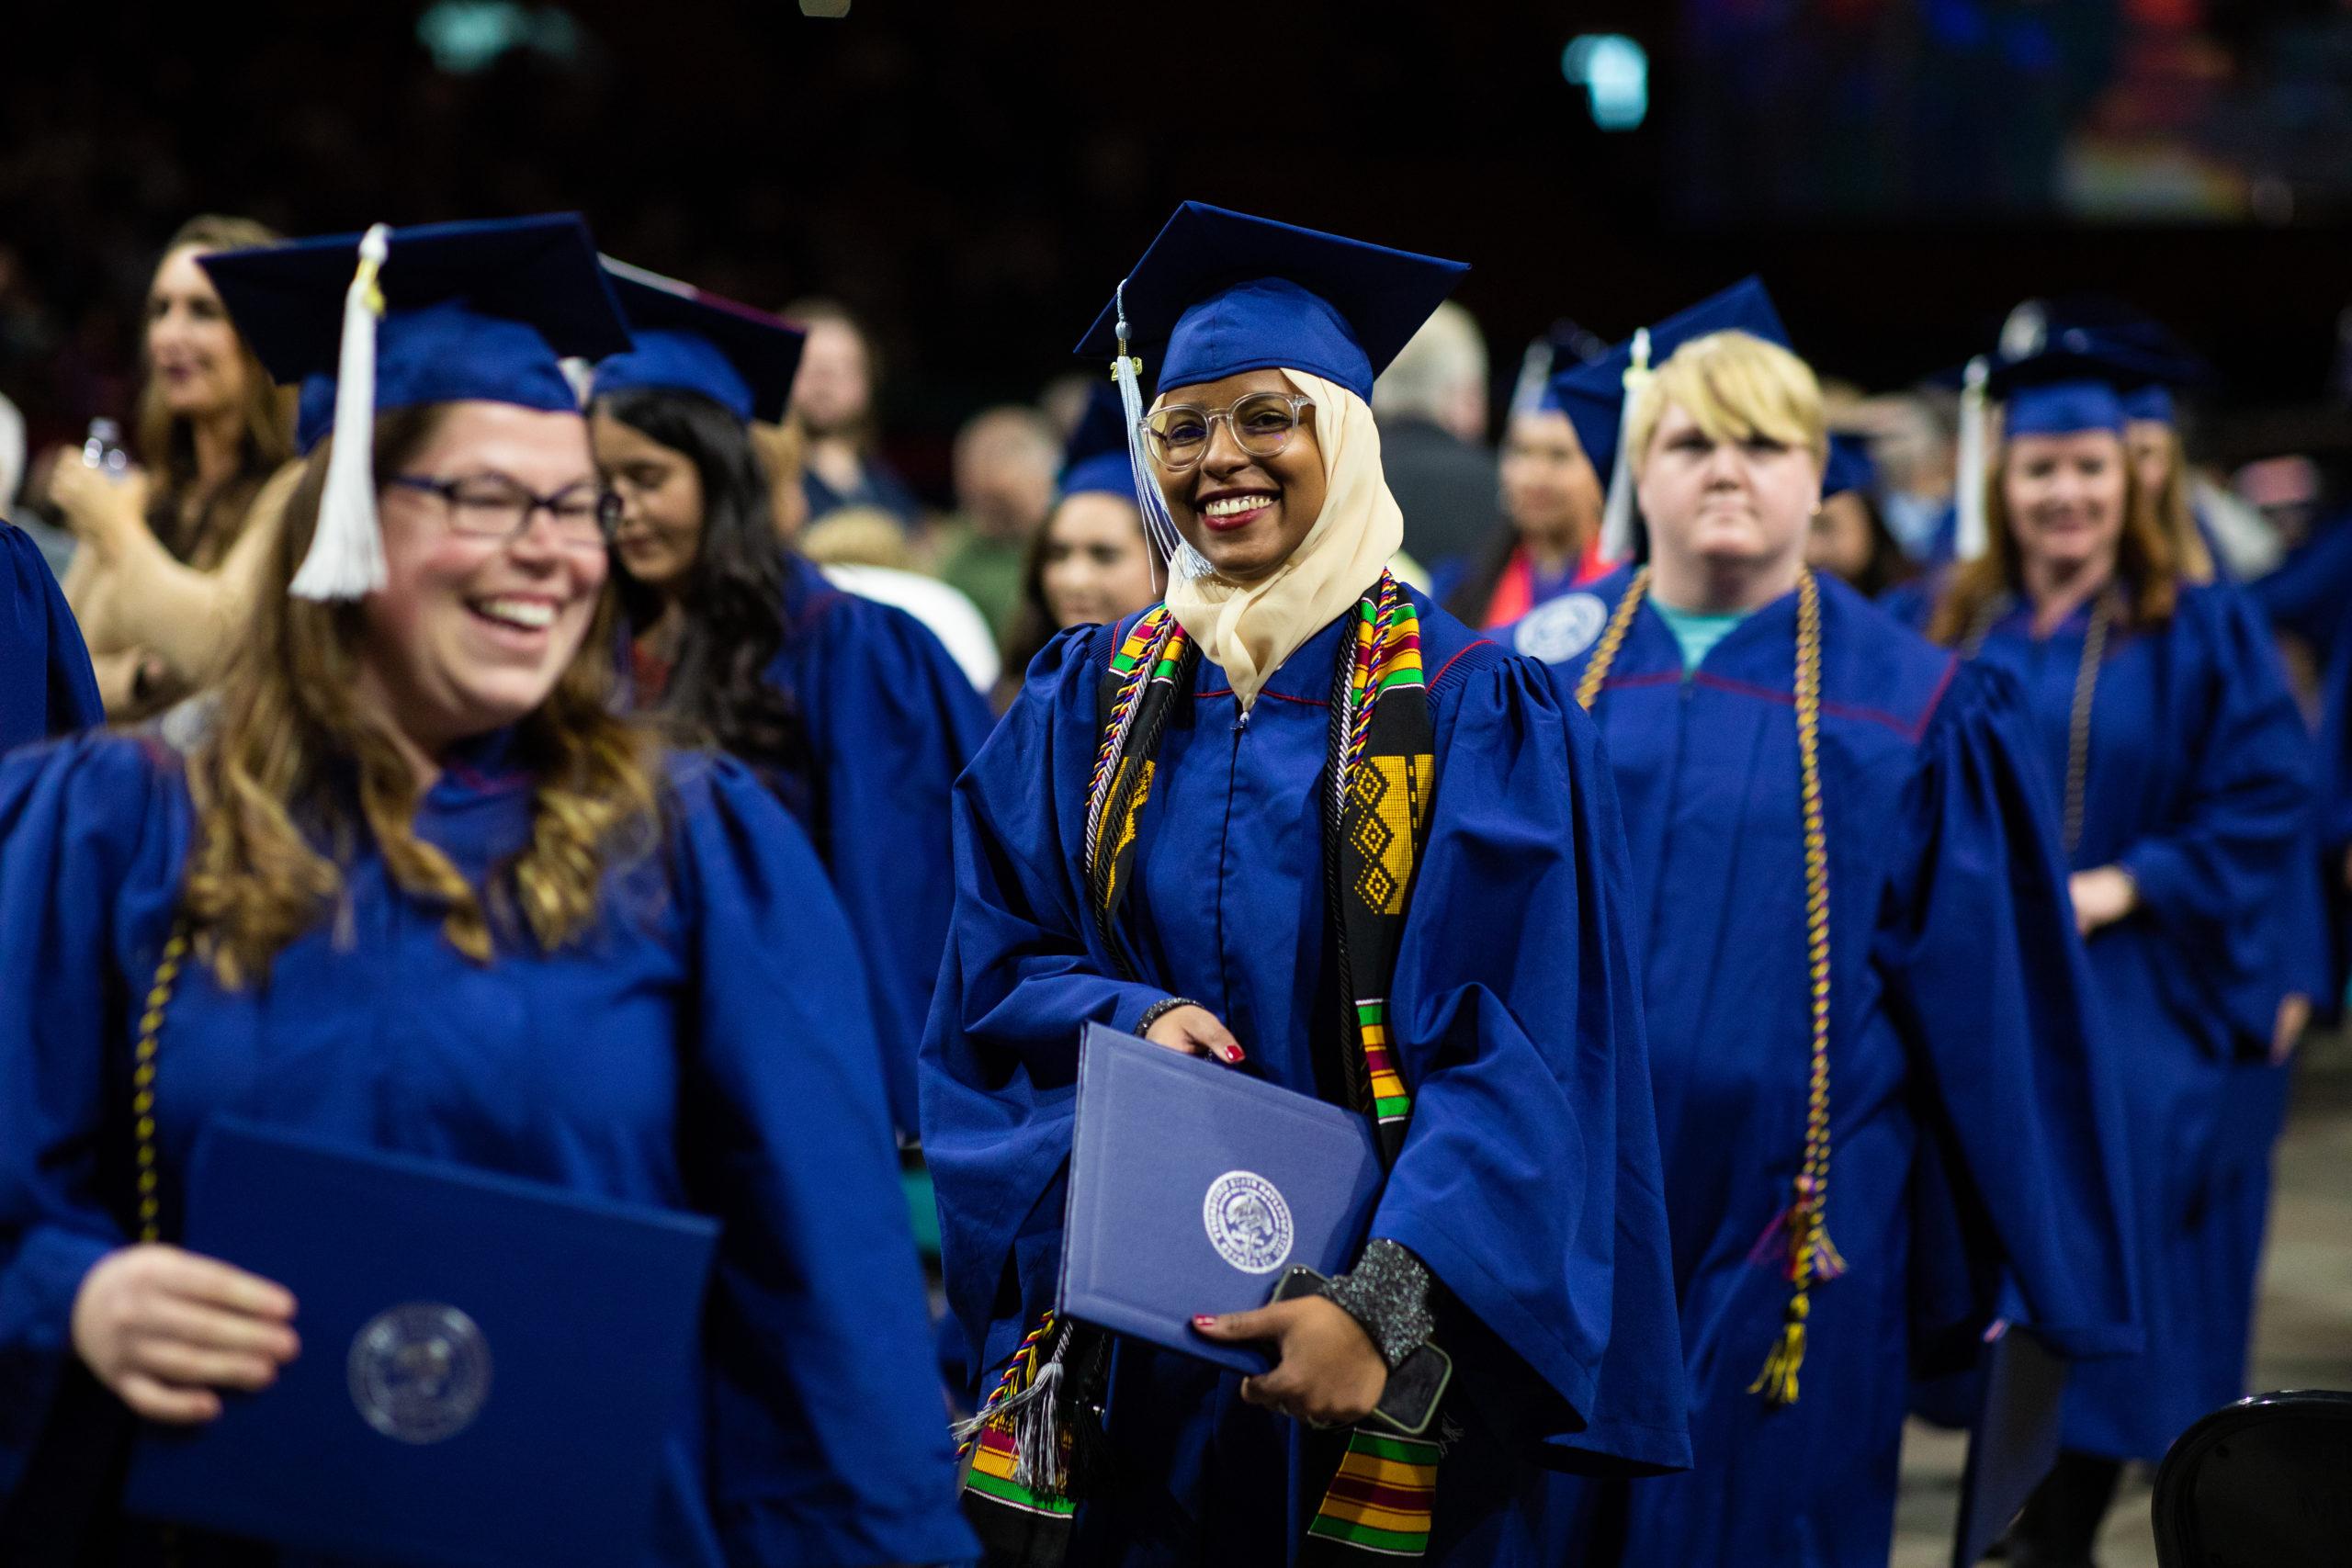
[1161,369,1402,709]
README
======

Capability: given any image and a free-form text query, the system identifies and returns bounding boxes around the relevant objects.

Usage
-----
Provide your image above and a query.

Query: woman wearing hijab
[922,204,1687,1565]
[1923,354,2312,1565]
[0,218,974,1566]
[1527,298,2137,1568]
[588,263,992,1137]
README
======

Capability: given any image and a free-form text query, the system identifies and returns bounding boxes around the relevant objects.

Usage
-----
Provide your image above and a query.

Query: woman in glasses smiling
[923,204,1686,1565]
[0,219,975,1566]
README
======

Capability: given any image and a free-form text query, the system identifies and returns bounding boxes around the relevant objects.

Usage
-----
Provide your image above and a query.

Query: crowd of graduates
[0,201,2343,1568]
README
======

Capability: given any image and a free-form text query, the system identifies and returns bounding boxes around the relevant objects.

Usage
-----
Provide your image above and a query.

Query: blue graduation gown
[922,589,1689,1565]
[0,732,976,1567]
[1524,569,2136,1568]
[1964,581,2312,1461]
[772,554,994,1136]
[0,521,101,756]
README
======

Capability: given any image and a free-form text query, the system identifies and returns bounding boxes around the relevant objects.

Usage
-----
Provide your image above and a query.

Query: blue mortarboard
[1542,277,1791,480]
[1073,203,1467,403]
[2119,383,2175,424]
[1058,382,1142,506]
[203,215,629,599]
[589,260,805,425]
[1824,434,1877,500]
[2003,379,2128,438]
[1542,277,1792,559]
[1949,298,2191,558]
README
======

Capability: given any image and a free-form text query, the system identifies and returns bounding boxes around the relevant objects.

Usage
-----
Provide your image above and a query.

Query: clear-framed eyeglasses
[1140,391,1315,473]
[388,473,621,552]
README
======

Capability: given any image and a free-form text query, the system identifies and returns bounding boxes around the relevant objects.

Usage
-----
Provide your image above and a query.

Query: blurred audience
[754,413,998,693]
[45,215,296,718]
[933,404,1057,639]
[1372,299,1498,573]
[786,299,922,531]
[1860,389,1960,559]
[1442,403,1606,628]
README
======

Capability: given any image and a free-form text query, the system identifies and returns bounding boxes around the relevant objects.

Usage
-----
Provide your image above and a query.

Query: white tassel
[292,223,392,601]
[1597,327,1653,564]
[1954,355,1990,562]
[1112,280,1208,596]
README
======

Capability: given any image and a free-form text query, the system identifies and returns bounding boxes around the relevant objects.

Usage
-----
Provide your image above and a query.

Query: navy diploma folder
[123,1119,719,1568]
[1951,1325,2071,1568]
[1057,1024,1386,1376]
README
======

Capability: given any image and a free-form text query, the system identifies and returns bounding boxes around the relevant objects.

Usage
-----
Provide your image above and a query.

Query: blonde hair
[2140,422,2214,583]
[183,405,666,987]
[1927,435,2178,645]
[1625,330,1829,479]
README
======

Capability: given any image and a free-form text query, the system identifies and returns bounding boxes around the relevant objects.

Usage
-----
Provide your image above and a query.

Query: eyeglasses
[388,473,621,551]
[1141,392,1315,472]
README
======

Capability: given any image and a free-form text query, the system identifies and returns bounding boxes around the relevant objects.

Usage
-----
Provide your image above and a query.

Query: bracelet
[1320,1238,1436,1370]
[1135,996,1204,1035]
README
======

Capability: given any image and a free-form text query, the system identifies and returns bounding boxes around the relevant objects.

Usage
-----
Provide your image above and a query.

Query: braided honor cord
[1576,568,1843,1405]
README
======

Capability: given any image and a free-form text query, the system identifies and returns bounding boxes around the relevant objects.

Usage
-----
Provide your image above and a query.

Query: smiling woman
[587,262,994,1138]
[925,203,1688,1566]
[1922,357,2316,1563]
[0,218,977,1566]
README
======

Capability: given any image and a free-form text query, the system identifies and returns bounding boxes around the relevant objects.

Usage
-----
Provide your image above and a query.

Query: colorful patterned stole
[956,572,1442,1563]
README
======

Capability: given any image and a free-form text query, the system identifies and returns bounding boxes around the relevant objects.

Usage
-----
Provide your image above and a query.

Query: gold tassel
[1749,1290,1810,1406]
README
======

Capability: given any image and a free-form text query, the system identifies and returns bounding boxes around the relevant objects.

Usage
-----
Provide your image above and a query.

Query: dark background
[8,0,2349,498]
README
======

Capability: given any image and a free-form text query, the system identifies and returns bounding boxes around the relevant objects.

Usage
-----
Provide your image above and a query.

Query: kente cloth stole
[954,573,1442,1564]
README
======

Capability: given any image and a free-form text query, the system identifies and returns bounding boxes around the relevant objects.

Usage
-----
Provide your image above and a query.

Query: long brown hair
[1926,437,2178,646]
[182,406,665,987]
[133,214,298,568]
[2143,423,2215,583]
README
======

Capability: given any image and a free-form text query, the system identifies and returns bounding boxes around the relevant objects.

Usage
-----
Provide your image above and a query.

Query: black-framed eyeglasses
[1141,392,1316,472]
[387,473,621,551]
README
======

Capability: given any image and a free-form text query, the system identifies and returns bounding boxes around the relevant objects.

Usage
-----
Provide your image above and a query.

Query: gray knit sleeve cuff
[1320,1238,1435,1370]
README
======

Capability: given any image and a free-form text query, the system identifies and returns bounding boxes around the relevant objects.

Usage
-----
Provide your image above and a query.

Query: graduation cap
[589,259,805,425]
[1949,298,2186,558]
[1074,202,1467,403]
[1072,201,1466,579]
[202,214,629,601]
[1057,381,1143,507]
[1823,434,1877,501]
[1542,276,1792,562]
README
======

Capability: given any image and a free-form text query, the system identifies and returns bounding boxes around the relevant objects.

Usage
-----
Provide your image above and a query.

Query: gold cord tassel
[1578,569,1840,1410]
[1750,1290,1811,1406]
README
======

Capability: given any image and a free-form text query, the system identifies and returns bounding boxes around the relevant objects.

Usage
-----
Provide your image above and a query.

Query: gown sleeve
[1372,652,1690,1473]
[1872,661,2140,1362]
[0,524,102,753]
[668,757,976,1567]
[919,624,1175,1388]
[2112,590,2314,1054]
[792,589,995,1136]
[0,736,181,1518]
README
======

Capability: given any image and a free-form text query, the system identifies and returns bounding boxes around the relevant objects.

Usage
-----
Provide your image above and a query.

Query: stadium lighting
[1562,35,1649,132]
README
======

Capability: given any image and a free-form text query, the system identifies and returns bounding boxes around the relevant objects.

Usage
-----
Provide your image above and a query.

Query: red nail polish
[1226,1045,1245,1064]
[1193,1314,1217,1329]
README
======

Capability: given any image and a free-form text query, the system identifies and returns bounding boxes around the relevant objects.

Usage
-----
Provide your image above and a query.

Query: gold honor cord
[1962,584,2120,859]
[1577,568,1842,1405]
[131,927,190,1245]
[131,924,192,1567]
